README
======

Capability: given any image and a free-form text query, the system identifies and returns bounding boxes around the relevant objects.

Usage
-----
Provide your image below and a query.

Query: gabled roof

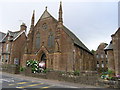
[40,10,52,19]
[8,30,20,38]
[104,41,113,51]
[0,31,6,35]
[111,27,120,37]
[0,31,6,42]
[1,30,26,42]
[34,9,57,28]
[39,9,91,54]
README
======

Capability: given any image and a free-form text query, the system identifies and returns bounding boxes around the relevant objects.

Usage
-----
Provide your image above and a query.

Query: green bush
[20,67,25,72]
[26,60,39,73]
[74,70,80,76]
[108,69,113,74]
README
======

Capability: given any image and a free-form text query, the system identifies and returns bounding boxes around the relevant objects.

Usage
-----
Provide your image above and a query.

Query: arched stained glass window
[48,32,54,48]
[36,33,40,49]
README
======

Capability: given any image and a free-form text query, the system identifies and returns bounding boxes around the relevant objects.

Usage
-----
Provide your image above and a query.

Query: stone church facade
[105,28,120,75]
[22,2,95,72]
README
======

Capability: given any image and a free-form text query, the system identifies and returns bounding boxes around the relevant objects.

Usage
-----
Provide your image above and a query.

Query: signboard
[14,58,19,65]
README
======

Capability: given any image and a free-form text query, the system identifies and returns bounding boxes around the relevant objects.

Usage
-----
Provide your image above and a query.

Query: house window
[48,33,54,48]
[106,61,108,64]
[6,44,9,52]
[8,37,10,40]
[96,54,99,58]
[101,54,104,58]
[97,61,99,68]
[101,61,104,68]
[36,33,40,49]
[5,55,9,62]
[106,55,107,58]
[1,55,4,62]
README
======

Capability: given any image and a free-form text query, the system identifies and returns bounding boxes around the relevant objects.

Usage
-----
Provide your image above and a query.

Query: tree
[91,49,95,54]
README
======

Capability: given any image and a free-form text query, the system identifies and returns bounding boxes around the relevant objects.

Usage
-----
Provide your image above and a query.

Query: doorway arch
[36,45,49,69]
[40,53,47,69]
[41,53,46,61]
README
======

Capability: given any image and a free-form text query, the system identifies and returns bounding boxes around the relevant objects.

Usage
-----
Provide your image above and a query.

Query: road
[1,73,64,89]
[0,71,105,90]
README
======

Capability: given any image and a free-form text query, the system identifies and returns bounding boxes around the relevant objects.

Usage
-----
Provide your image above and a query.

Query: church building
[22,2,95,72]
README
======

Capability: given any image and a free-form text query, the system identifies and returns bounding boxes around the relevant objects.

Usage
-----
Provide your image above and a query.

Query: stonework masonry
[105,28,120,75]
[111,28,120,75]
[22,2,95,72]
[95,43,108,72]
[1,2,96,73]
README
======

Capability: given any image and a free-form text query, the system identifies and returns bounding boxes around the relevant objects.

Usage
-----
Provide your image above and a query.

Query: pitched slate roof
[1,30,26,42]
[0,31,6,42]
[104,41,113,51]
[38,10,91,54]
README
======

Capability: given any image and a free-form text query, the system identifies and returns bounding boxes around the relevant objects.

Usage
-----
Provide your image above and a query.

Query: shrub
[26,60,39,73]
[20,67,25,72]
[108,69,113,74]
[74,70,80,76]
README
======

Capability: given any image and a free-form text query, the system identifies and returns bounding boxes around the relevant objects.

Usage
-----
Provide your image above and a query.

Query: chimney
[20,23,27,32]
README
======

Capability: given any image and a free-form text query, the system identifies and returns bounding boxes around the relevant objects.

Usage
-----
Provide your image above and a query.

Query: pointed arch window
[48,32,54,48]
[36,33,40,49]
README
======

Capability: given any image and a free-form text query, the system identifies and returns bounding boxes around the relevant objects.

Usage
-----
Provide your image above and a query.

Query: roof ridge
[40,9,52,20]
[34,10,57,28]
[0,31,6,34]
[13,30,27,41]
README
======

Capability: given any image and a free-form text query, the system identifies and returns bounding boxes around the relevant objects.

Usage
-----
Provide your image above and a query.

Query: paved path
[1,71,104,89]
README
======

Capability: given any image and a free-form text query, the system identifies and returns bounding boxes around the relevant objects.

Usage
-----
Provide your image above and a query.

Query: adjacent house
[0,32,6,61]
[1,23,27,65]
[105,28,120,75]
[95,43,108,72]
[22,2,95,72]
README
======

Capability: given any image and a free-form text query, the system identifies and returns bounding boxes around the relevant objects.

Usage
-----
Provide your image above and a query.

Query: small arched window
[36,33,40,49]
[48,32,54,48]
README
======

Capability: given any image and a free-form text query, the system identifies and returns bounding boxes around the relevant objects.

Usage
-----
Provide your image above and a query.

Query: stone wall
[20,68,99,86]
[107,50,115,72]
[21,54,36,67]
[112,29,120,75]
[2,64,20,74]
[2,66,120,88]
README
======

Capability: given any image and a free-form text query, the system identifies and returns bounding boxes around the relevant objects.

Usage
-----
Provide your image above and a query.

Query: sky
[0,0,119,50]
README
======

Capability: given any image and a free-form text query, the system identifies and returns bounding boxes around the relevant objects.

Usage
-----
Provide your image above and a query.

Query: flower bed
[100,69,120,81]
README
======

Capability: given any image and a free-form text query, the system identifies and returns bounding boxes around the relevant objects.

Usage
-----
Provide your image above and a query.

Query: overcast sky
[0,0,119,50]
